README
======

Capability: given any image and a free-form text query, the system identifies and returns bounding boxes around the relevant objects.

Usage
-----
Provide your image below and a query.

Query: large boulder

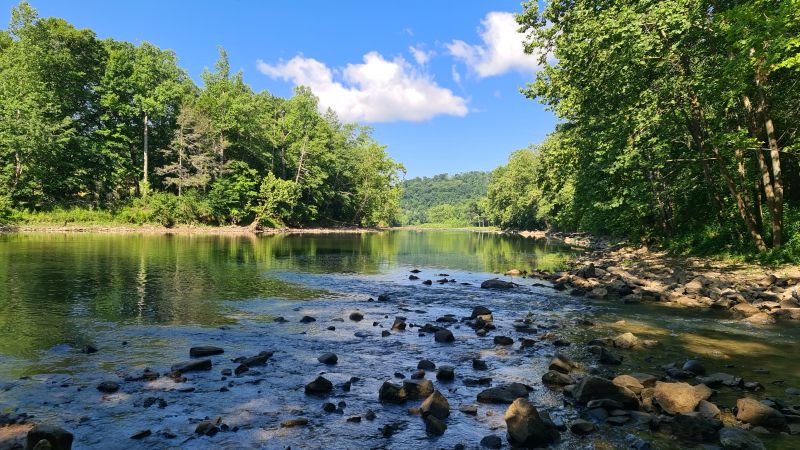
[654,382,711,415]
[736,398,786,429]
[718,427,766,450]
[26,425,73,450]
[612,375,644,395]
[573,376,639,409]
[504,398,558,447]
[420,390,450,420]
[477,383,531,404]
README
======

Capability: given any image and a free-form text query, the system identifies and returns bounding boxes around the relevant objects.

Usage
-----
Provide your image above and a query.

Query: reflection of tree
[0,231,576,358]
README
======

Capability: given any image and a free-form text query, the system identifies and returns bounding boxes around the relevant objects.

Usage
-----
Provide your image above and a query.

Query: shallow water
[0,231,798,449]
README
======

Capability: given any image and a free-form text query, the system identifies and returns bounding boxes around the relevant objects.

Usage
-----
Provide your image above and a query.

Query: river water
[0,231,798,449]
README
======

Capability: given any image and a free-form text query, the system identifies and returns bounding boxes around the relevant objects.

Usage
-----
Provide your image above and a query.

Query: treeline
[487,0,800,258]
[399,172,491,226]
[0,2,403,228]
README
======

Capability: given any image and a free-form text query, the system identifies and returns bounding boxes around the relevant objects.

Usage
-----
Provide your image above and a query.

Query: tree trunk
[295,136,307,183]
[142,111,149,194]
[756,86,784,247]
[130,143,140,197]
[685,94,766,251]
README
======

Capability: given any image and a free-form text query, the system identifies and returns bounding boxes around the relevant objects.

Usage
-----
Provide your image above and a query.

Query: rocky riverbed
[2,232,800,449]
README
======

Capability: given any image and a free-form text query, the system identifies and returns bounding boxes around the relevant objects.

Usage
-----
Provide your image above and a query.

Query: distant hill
[400,171,491,225]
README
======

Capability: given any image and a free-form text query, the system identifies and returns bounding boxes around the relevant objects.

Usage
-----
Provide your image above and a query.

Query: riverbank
[0,224,382,235]
[525,241,800,326]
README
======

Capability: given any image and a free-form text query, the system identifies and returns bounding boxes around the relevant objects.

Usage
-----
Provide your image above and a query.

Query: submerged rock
[479,434,502,448]
[349,311,364,321]
[434,329,454,343]
[189,346,224,358]
[299,316,316,323]
[304,376,333,395]
[504,398,558,447]
[418,359,435,371]
[404,379,434,400]
[436,366,455,381]
[477,383,531,404]
[96,381,119,394]
[542,370,574,386]
[423,414,447,435]
[480,279,516,289]
[170,359,212,374]
[493,336,513,346]
[570,419,595,435]
[718,427,766,450]
[672,412,722,442]
[317,352,338,365]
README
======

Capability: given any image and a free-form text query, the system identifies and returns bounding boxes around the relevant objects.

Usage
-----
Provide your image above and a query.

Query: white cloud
[451,65,462,84]
[408,45,434,65]
[257,52,468,123]
[446,11,542,78]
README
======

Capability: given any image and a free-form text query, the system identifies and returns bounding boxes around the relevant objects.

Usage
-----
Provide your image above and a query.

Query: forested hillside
[0,2,403,228]
[399,171,490,226]
[483,0,800,260]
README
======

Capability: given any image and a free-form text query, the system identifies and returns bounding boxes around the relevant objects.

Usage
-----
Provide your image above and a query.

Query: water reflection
[0,230,575,357]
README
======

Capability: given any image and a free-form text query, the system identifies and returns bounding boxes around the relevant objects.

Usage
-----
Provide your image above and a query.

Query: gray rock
[423,414,447,435]
[570,419,595,435]
[471,306,492,319]
[504,398,558,447]
[317,353,338,365]
[418,359,435,371]
[436,366,455,381]
[573,376,639,409]
[421,390,450,420]
[682,359,706,375]
[542,370,574,386]
[170,359,212,374]
[672,412,721,442]
[26,425,73,450]
[304,376,333,395]
[96,381,119,394]
[653,381,711,415]
[493,336,513,346]
[477,383,531,404]
[736,398,786,429]
[480,279,516,289]
[479,434,502,448]
[434,329,455,343]
[379,381,407,404]
[403,379,434,400]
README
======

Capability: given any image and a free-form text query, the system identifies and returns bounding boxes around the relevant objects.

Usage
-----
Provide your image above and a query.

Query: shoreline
[0,224,384,236]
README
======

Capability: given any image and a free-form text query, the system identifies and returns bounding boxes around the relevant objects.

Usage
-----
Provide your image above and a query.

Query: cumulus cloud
[257,52,467,123]
[447,11,542,78]
[408,45,434,65]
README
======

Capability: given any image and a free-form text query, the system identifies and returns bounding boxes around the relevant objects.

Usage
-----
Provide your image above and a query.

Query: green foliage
[506,0,800,257]
[400,172,491,225]
[0,3,403,228]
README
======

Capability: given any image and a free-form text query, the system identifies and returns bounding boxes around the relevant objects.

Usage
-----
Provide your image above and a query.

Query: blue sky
[1,1,556,178]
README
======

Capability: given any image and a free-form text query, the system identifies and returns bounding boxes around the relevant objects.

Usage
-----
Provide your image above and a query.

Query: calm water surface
[0,231,798,449]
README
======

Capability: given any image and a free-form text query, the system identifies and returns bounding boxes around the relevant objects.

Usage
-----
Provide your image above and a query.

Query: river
[0,231,798,449]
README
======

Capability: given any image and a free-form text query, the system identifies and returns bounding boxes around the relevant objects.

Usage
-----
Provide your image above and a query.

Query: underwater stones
[718,427,766,450]
[280,418,308,428]
[349,311,364,321]
[170,359,212,374]
[317,353,338,365]
[194,420,218,436]
[473,359,488,370]
[423,414,447,435]
[189,346,224,358]
[570,419,596,435]
[612,332,639,349]
[480,279,516,289]
[479,434,502,448]
[299,316,316,323]
[697,372,742,388]
[477,383,531,404]
[304,376,333,395]
[96,381,119,394]
[434,329,454,343]
[493,336,513,346]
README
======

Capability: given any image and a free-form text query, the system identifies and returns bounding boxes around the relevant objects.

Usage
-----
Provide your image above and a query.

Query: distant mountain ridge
[400,171,491,225]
